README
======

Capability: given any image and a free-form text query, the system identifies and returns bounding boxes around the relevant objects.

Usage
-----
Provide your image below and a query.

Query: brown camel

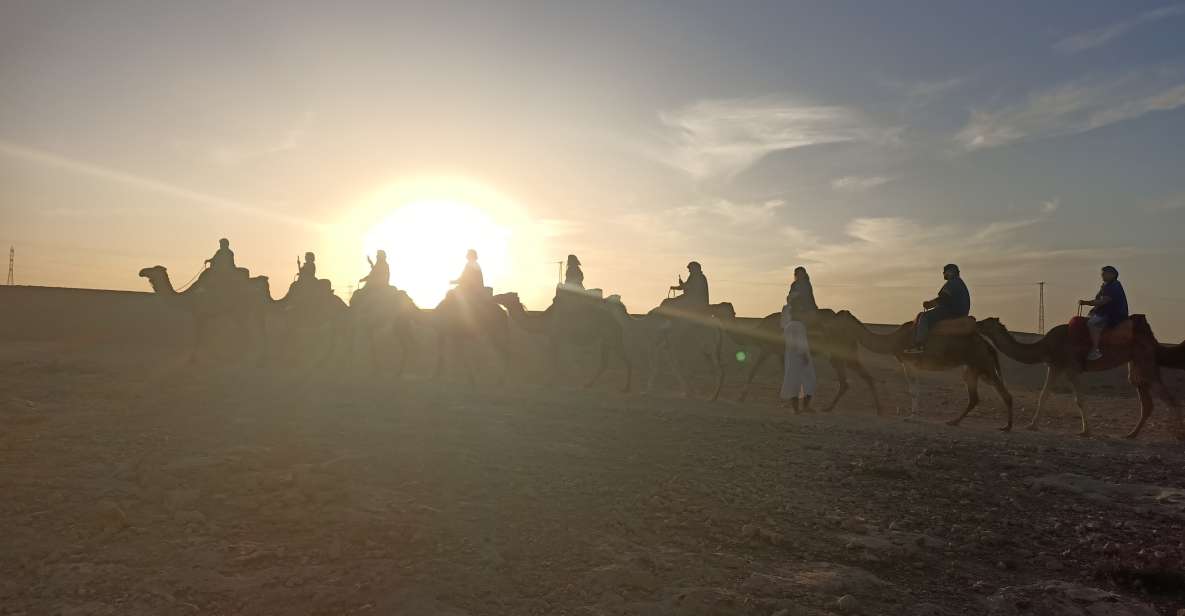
[423,291,513,386]
[726,309,882,413]
[139,265,269,363]
[978,317,1182,439]
[493,292,632,392]
[1157,340,1185,371]
[349,285,420,376]
[827,311,1014,430]
[643,303,735,400]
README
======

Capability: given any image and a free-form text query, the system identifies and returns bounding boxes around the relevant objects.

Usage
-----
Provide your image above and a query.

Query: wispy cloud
[799,204,1125,295]
[1054,4,1185,54]
[831,175,896,193]
[650,96,895,179]
[175,112,314,166]
[0,140,322,229]
[956,72,1185,150]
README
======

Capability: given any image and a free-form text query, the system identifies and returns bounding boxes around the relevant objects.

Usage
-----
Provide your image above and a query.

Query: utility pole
[5,246,12,285]
[554,261,563,285]
[1037,281,1045,334]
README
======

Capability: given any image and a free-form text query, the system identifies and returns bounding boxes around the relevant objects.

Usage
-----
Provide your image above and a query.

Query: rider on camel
[360,250,390,289]
[1079,265,1129,361]
[563,254,584,290]
[906,263,970,354]
[197,238,249,287]
[450,249,485,297]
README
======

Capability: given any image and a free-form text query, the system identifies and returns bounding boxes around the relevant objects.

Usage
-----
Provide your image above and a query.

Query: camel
[493,291,632,392]
[643,304,735,400]
[727,309,882,414]
[348,285,420,376]
[827,311,1014,430]
[139,265,270,363]
[422,291,513,386]
[977,317,1182,439]
[268,280,349,364]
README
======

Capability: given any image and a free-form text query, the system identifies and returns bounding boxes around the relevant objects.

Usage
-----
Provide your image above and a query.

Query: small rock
[836,594,860,613]
[1045,559,1064,571]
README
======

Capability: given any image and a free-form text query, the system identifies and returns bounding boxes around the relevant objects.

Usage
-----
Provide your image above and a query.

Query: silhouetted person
[198,238,248,287]
[206,238,236,271]
[451,249,485,294]
[1079,265,1129,361]
[360,250,390,288]
[907,263,970,353]
[564,254,584,289]
[789,266,818,323]
[671,261,709,305]
[780,288,816,413]
[296,252,317,283]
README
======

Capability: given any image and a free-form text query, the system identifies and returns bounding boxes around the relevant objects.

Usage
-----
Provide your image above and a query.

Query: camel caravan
[140,240,1185,441]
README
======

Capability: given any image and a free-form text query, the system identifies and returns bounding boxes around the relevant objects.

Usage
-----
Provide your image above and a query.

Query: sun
[346,177,548,308]
[361,199,510,306]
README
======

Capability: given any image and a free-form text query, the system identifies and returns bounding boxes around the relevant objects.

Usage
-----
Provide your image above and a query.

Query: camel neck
[983,326,1047,364]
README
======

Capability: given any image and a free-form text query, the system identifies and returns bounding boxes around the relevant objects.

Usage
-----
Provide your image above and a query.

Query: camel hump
[931,316,978,336]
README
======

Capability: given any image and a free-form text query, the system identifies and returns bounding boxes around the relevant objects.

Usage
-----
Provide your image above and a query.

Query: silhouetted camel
[139,265,269,364]
[979,317,1182,439]
[827,311,1014,430]
[643,304,735,400]
[349,285,420,376]
[421,292,513,386]
[494,291,632,392]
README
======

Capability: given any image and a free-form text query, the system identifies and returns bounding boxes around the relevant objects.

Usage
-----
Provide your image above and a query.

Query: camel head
[138,265,173,293]
[977,317,1006,337]
[491,292,524,311]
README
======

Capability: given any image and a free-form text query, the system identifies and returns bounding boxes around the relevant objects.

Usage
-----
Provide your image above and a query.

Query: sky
[3,1,1185,337]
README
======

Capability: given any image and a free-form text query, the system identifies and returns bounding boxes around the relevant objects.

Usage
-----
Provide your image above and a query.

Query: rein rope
[175,265,205,293]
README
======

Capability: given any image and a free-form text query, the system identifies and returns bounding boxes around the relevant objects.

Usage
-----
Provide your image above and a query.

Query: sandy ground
[2,336,1185,615]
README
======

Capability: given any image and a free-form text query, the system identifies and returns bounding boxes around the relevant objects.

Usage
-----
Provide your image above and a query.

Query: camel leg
[1149,381,1185,440]
[1065,372,1091,437]
[671,347,692,398]
[643,341,662,395]
[393,329,412,379]
[1125,384,1155,439]
[736,350,770,403]
[901,362,920,417]
[822,355,850,414]
[584,340,610,389]
[946,367,981,427]
[708,351,725,402]
[1028,366,1061,431]
[841,357,880,416]
[984,368,1014,432]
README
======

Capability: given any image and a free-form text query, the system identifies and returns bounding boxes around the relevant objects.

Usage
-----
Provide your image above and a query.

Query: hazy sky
[3,1,1185,336]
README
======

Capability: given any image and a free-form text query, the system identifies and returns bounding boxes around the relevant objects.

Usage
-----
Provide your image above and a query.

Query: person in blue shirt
[907,263,971,353]
[1078,265,1129,361]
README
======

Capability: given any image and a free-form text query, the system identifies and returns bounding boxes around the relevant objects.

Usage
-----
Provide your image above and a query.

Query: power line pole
[5,246,12,285]
[1037,281,1045,334]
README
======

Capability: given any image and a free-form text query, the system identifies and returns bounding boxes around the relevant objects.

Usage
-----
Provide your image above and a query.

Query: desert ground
[3,309,1185,615]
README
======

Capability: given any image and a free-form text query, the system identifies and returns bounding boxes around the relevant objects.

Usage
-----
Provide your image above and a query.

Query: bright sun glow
[347,177,550,308]
[362,199,509,306]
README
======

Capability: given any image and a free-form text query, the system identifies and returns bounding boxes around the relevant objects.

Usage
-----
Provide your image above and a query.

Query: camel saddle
[1068,315,1139,351]
[930,316,977,336]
